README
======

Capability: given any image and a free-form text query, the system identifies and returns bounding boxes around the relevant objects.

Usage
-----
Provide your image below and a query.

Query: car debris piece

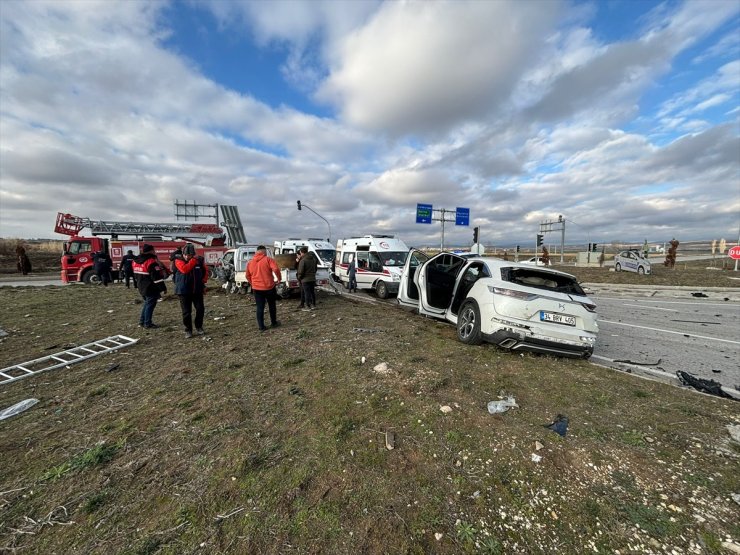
[353,327,381,333]
[727,425,740,444]
[531,453,542,463]
[440,405,453,414]
[105,363,120,373]
[614,358,662,366]
[676,371,734,399]
[0,398,39,421]
[691,292,708,298]
[487,396,518,414]
[544,414,569,437]
[0,335,139,387]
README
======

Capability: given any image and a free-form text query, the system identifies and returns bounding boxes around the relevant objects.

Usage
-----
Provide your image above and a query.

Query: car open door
[416,252,467,318]
[397,249,429,309]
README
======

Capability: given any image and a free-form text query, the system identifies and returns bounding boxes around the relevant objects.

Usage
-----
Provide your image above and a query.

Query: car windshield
[501,267,586,296]
[316,249,336,264]
[378,251,408,266]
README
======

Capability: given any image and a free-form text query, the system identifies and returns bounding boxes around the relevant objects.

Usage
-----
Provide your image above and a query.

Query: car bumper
[482,329,594,359]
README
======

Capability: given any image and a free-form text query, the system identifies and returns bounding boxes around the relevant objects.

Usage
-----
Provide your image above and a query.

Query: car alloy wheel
[457,301,482,345]
[615,263,621,272]
[637,266,644,275]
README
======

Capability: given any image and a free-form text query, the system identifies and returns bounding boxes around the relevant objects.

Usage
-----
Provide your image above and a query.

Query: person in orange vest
[246,246,282,331]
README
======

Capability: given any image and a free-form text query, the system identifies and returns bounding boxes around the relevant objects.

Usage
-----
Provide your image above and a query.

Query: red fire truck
[55,212,229,284]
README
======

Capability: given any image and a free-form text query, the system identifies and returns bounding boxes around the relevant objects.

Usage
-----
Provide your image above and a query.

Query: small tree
[664,238,679,268]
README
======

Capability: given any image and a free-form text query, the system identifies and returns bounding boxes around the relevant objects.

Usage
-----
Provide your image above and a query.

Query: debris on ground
[440,405,453,414]
[0,398,39,421]
[727,424,740,444]
[531,453,542,463]
[353,327,381,333]
[676,370,734,399]
[691,292,708,298]
[0,328,8,338]
[487,396,518,414]
[544,414,569,437]
[373,362,391,375]
[535,441,544,451]
[385,431,395,450]
[614,358,662,366]
[105,363,120,372]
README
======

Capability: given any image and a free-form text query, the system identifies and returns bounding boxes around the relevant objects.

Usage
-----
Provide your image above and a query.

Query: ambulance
[335,235,409,298]
[273,239,336,269]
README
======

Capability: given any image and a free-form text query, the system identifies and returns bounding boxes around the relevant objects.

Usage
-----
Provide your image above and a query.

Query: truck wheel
[82,270,99,285]
[615,263,621,272]
[457,301,483,345]
[376,281,389,299]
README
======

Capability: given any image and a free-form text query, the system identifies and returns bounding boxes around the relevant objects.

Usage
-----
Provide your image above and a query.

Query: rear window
[500,267,586,296]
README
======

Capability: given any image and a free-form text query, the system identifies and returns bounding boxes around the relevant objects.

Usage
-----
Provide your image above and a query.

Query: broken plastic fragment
[0,398,39,421]
[487,396,518,414]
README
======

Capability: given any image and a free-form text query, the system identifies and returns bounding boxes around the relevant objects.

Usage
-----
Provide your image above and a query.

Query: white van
[335,235,409,298]
[273,239,336,269]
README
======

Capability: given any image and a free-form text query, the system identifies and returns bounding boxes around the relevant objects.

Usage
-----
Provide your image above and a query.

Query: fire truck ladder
[0,335,138,387]
[54,212,223,238]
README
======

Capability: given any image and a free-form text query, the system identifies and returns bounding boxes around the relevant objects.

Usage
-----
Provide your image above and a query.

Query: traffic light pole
[539,216,566,263]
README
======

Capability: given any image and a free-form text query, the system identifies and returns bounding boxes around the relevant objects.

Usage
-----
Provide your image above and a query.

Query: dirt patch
[0,284,738,553]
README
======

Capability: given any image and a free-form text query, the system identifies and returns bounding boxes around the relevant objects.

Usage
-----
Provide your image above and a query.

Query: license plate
[540,311,576,326]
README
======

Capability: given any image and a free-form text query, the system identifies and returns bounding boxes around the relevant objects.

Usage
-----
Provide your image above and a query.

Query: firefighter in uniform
[132,244,166,328]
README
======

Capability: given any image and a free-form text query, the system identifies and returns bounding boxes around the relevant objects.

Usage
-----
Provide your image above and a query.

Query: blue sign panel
[416,203,433,224]
[455,207,470,226]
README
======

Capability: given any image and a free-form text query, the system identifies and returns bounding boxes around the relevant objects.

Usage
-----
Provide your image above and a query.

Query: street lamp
[296,200,332,242]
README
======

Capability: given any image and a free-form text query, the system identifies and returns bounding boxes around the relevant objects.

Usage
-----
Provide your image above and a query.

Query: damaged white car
[398,251,598,358]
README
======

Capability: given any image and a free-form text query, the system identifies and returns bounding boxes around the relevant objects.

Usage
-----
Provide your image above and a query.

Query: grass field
[0,283,738,554]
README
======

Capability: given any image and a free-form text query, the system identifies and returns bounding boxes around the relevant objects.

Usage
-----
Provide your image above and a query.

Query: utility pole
[432,208,457,251]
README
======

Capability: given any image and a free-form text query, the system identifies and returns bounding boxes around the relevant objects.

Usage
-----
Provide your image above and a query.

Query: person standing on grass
[297,246,318,310]
[295,249,306,309]
[16,245,32,275]
[174,243,208,338]
[347,253,357,293]
[119,250,137,288]
[132,244,167,329]
[246,245,281,331]
[93,249,113,286]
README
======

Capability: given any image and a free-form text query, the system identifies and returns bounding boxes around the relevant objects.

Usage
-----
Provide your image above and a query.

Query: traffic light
[516,245,520,253]
[297,200,302,210]
[587,243,592,252]
[536,234,544,247]
[473,226,479,243]
[592,243,598,252]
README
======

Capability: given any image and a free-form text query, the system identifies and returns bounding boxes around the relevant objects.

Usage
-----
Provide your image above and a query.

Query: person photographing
[174,243,208,338]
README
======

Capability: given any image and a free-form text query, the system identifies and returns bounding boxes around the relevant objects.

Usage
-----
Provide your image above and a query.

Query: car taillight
[580,302,597,312]
[488,286,538,301]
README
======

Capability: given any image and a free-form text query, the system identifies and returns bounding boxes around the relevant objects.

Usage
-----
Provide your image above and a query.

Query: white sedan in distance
[522,256,552,266]
[398,251,598,358]
[614,250,651,275]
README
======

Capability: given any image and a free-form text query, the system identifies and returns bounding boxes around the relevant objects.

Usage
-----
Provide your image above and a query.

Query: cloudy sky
[1,0,738,249]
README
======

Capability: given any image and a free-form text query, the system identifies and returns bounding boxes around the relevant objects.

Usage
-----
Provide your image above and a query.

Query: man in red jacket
[246,246,282,331]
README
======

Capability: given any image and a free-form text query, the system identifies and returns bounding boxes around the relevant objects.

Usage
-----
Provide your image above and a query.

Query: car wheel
[637,266,645,275]
[457,301,483,345]
[82,270,99,285]
[376,281,389,299]
[615,263,621,272]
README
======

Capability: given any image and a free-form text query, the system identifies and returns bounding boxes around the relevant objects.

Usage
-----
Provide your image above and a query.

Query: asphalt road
[592,295,740,392]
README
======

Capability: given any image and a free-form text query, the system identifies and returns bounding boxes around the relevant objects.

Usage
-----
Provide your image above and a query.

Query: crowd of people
[117,243,321,338]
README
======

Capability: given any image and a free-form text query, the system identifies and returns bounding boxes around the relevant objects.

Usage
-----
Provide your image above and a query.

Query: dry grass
[0,284,738,554]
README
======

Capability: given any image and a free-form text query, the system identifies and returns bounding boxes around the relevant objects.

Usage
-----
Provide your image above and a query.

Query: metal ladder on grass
[0,335,138,387]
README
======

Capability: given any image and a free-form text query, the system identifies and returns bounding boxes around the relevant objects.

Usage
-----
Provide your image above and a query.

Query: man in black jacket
[93,250,113,286]
[132,244,167,328]
[119,250,137,288]
[173,243,208,338]
[297,247,318,311]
